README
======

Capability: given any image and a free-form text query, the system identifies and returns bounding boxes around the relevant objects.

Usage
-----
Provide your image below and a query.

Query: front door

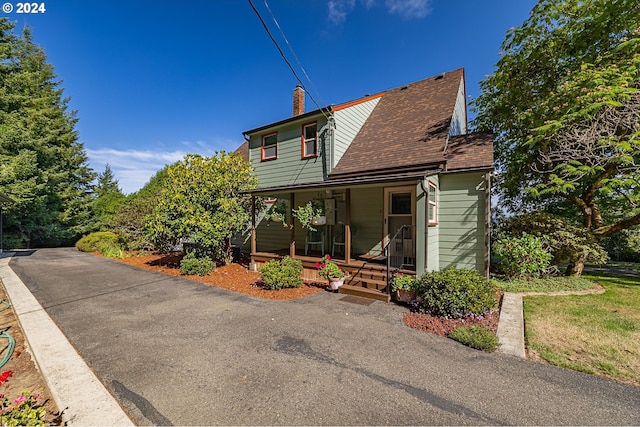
[383,186,416,268]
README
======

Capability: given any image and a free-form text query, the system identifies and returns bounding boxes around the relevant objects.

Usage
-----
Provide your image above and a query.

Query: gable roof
[330,68,485,178]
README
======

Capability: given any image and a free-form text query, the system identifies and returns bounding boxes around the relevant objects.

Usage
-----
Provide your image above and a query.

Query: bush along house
[236,68,493,302]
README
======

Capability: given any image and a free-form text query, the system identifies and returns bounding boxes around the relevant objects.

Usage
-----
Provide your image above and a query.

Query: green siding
[333,97,381,167]
[350,187,383,256]
[438,172,487,273]
[249,116,329,189]
[416,176,440,275]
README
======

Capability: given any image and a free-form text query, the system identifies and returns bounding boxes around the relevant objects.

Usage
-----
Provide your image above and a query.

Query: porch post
[290,192,296,258]
[345,188,351,264]
[250,195,257,270]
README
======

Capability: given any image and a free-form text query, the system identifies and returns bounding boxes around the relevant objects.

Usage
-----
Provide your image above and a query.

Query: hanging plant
[264,200,289,227]
[292,200,324,231]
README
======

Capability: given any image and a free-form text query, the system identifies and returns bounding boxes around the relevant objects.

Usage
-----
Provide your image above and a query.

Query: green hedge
[416,267,495,318]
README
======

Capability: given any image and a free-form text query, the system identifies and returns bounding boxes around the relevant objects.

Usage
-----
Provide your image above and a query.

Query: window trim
[261,132,278,161]
[301,121,318,159]
[428,180,438,225]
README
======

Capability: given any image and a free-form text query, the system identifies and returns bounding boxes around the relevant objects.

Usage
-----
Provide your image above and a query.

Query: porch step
[338,285,391,302]
[348,277,387,291]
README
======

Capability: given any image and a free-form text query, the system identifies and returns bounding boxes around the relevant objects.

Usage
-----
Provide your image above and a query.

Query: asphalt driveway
[10,248,640,425]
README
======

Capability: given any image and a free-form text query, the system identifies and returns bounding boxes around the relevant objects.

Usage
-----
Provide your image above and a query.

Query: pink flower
[325,255,331,260]
[13,395,26,405]
[315,262,321,269]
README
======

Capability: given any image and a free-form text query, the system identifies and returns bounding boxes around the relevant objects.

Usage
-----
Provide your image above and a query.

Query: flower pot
[395,289,416,303]
[328,277,345,290]
[311,216,326,226]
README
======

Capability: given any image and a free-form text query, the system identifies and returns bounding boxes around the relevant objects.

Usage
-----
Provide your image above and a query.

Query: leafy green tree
[145,153,257,263]
[0,19,95,247]
[91,164,125,230]
[109,165,171,251]
[473,0,640,275]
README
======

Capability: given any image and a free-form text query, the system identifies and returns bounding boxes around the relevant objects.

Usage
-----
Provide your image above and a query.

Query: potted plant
[391,273,418,303]
[292,200,324,231]
[265,200,288,226]
[316,254,347,290]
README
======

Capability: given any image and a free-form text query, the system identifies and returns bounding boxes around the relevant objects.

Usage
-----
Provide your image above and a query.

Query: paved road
[10,248,640,425]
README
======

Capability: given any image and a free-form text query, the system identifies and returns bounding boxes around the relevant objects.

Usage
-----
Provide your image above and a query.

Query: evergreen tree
[91,164,125,230]
[0,19,95,247]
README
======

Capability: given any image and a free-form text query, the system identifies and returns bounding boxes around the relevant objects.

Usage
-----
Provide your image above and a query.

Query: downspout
[484,171,492,278]
[328,115,335,174]
[420,170,441,273]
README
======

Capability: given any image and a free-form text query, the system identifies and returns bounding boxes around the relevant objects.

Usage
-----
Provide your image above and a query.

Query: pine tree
[0,19,95,247]
[92,164,125,230]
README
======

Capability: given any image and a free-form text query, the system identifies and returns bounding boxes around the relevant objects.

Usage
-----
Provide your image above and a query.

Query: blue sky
[8,0,536,194]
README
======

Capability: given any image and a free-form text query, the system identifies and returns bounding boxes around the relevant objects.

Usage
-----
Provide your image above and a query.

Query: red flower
[0,370,14,385]
[325,255,331,260]
[315,262,321,269]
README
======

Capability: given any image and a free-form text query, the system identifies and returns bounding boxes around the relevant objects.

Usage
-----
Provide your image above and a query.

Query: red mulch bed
[114,252,324,300]
[402,289,503,337]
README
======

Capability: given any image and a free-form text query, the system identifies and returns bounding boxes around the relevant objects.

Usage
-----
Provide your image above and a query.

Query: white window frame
[428,181,438,225]
[301,122,317,159]
[261,132,277,161]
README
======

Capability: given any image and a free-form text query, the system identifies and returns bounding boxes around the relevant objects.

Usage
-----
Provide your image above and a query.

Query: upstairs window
[428,181,438,225]
[261,132,277,161]
[302,122,317,158]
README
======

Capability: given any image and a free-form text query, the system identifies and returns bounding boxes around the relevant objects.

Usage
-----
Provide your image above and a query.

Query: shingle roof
[445,132,493,171]
[330,68,491,178]
[234,140,249,162]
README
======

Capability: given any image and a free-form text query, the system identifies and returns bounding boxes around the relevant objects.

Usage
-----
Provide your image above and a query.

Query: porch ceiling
[243,168,440,196]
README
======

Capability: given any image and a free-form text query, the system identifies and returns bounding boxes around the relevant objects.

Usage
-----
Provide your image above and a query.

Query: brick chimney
[293,85,305,116]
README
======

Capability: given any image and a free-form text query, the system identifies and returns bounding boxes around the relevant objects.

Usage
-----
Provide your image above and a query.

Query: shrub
[75,231,123,258]
[391,273,418,291]
[416,267,496,318]
[75,231,119,253]
[179,251,215,276]
[493,233,553,278]
[99,242,124,259]
[260,257,303,290]
[449,326,499,352]
[497,213,607,267]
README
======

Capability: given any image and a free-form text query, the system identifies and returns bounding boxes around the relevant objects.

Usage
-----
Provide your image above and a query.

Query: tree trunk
[564,259,585,277]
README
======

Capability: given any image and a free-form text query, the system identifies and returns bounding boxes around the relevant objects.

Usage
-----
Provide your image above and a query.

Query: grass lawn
[523,272,640,386]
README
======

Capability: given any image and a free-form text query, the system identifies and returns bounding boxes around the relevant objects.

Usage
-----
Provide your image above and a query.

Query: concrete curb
[0,253,134,426]
[496,292,526,358]
[496,286,607,358]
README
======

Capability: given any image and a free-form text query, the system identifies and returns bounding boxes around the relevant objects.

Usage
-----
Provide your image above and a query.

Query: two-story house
[237,68,493,301]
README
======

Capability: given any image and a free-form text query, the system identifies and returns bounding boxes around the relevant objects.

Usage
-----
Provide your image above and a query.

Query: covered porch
[244,172,432,301]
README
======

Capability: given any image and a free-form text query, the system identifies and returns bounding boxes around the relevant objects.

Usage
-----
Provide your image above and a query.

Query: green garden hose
[0,329,14,368]
[0,300,10,312]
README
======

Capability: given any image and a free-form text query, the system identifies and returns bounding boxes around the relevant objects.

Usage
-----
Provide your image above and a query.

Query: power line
[262,0,325,107]
[247,0,330,120]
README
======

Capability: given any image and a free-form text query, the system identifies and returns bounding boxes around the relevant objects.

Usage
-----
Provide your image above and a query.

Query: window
[302,122,317,158]
[261,132,277,161]
[428,181,437,225]
[390,192,412,215]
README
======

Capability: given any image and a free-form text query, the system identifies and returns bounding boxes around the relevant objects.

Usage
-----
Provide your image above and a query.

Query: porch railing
[385,224,415,293]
